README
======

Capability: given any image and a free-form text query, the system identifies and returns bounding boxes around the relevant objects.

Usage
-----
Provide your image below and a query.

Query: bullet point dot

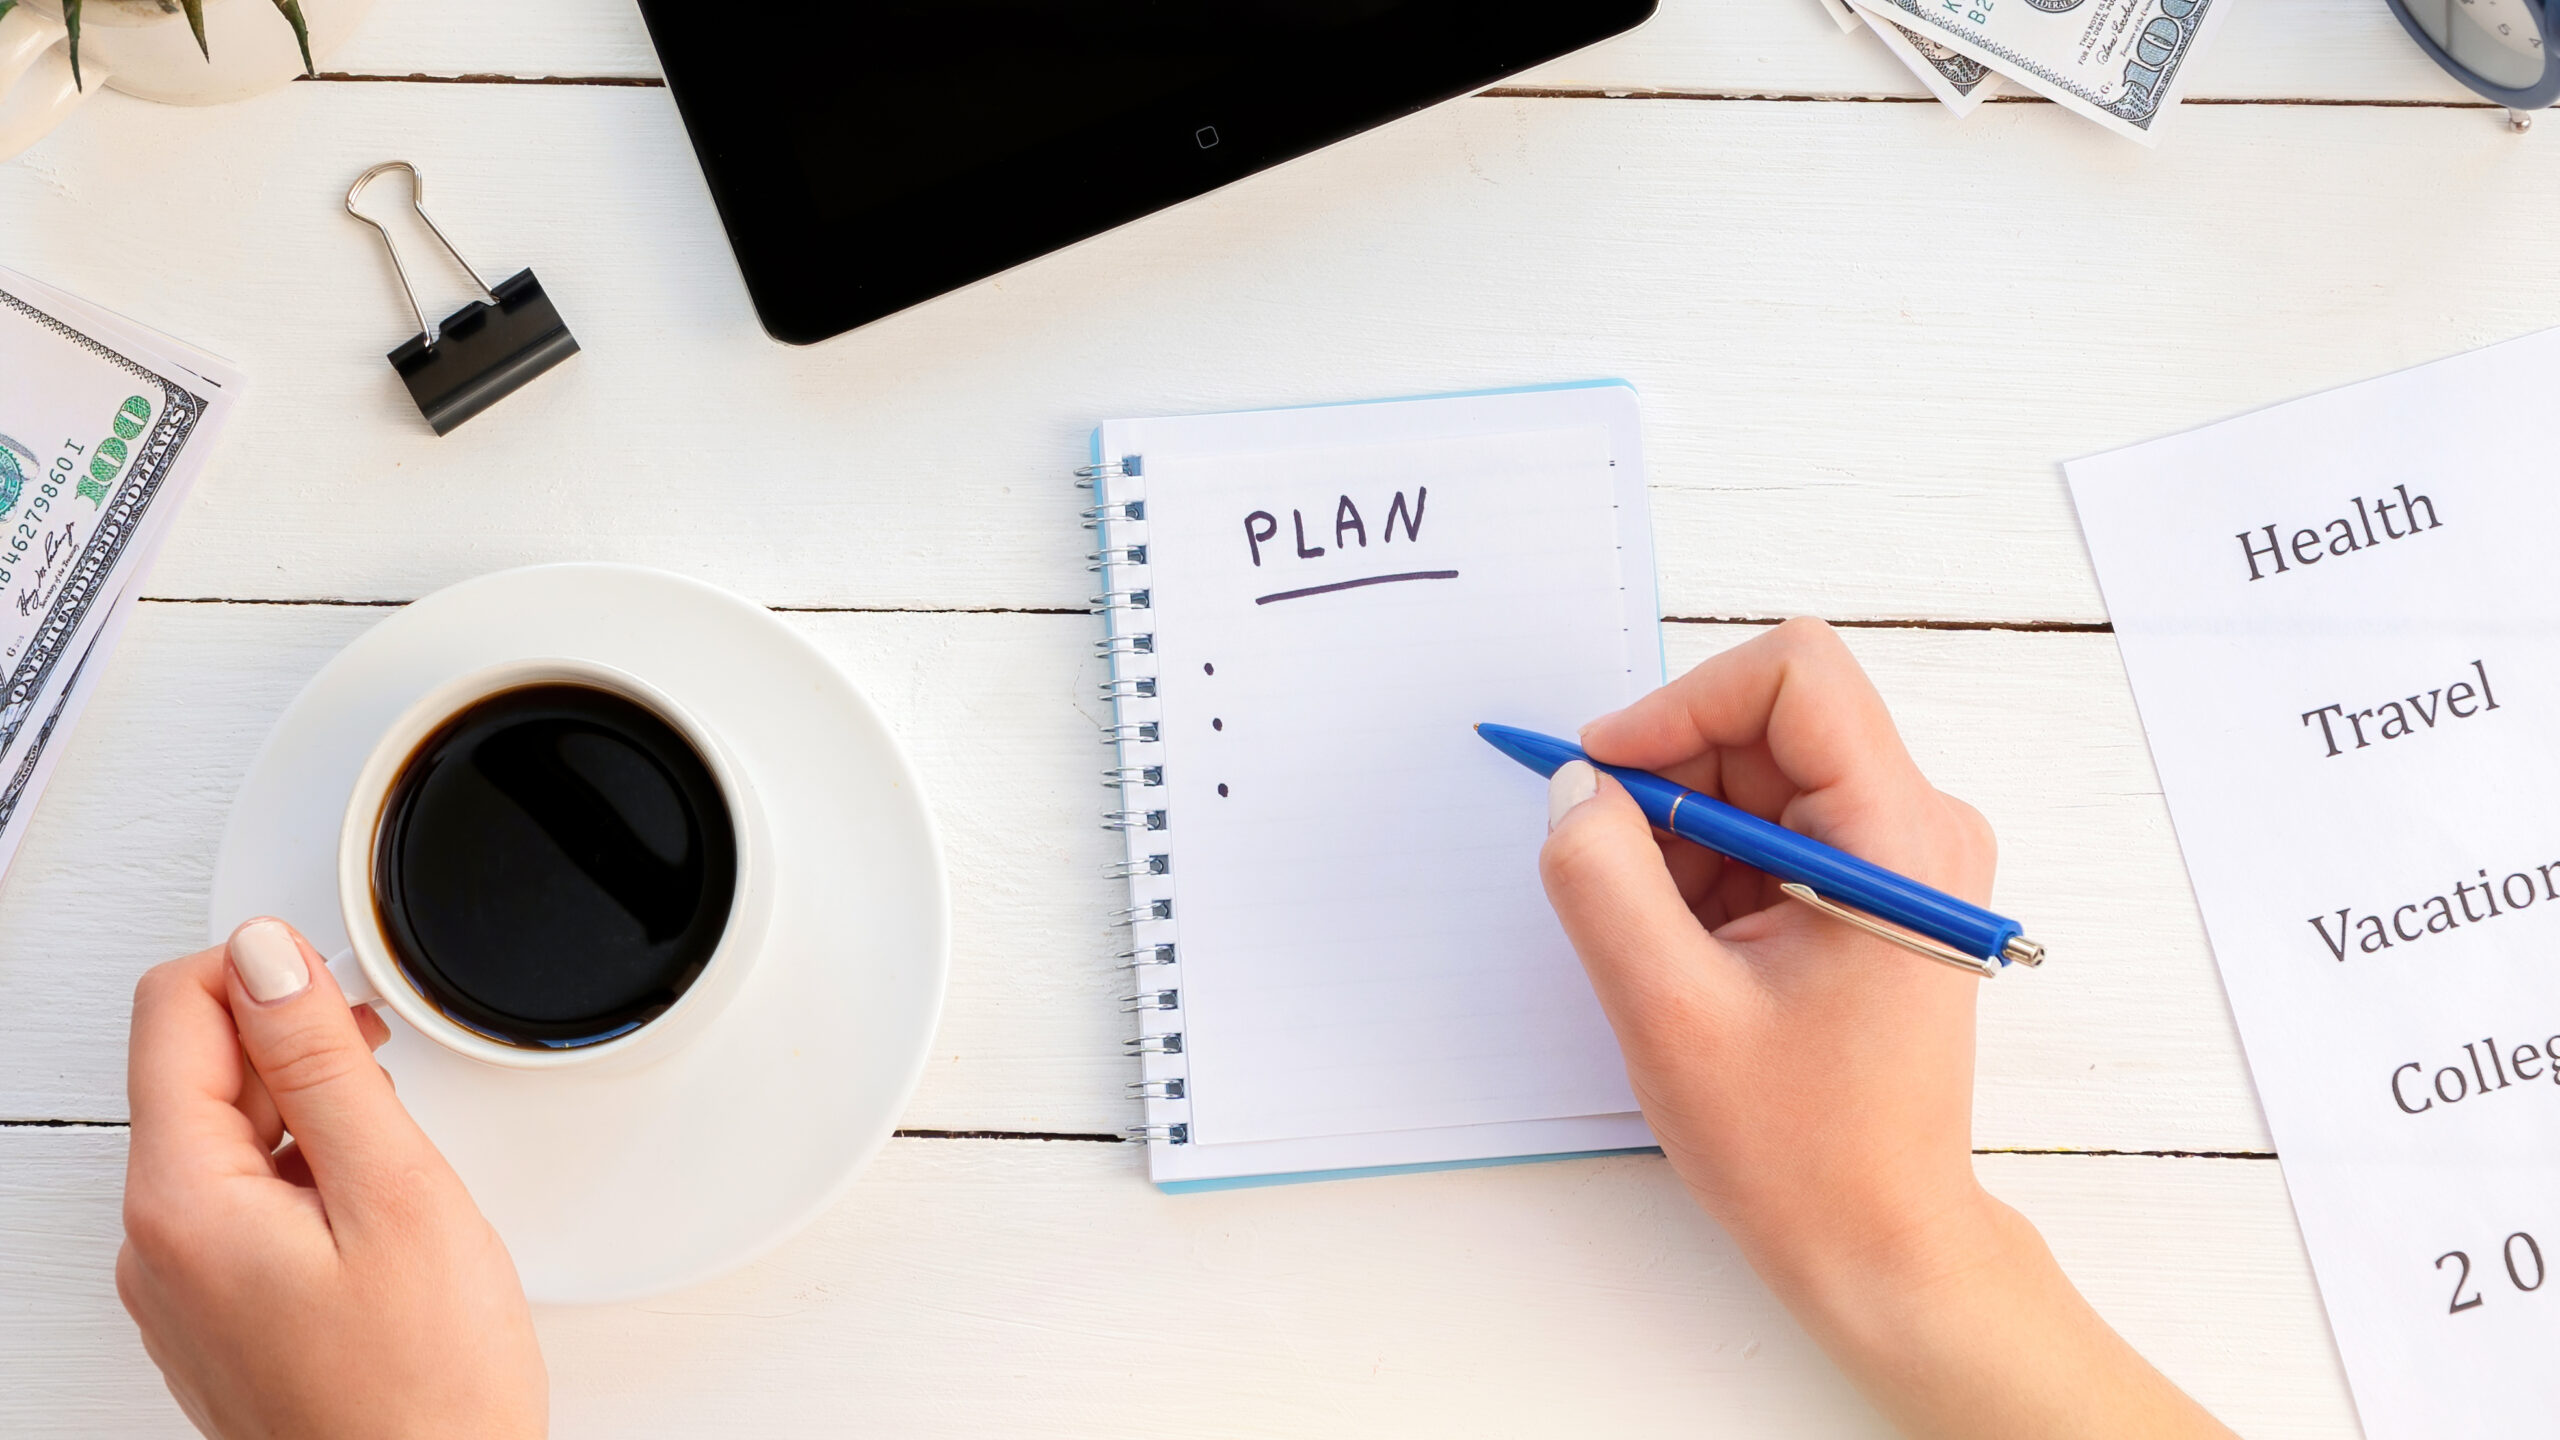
[1203,663,1215,676]
[1217,783,1230,797]
[1212,718,1223,731]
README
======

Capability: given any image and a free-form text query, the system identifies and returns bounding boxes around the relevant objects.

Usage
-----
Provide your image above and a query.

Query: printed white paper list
[2067,327,2560,1438]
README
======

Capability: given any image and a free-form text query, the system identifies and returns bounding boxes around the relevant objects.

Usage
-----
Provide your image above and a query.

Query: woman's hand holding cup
[119,917,546,1440]
[121,658,754,1436]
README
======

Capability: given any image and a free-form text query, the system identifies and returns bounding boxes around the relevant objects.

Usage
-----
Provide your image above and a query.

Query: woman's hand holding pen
[1539,618,2233,1440]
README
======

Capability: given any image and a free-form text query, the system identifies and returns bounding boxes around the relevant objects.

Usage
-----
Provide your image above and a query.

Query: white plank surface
[331,0,2478,104]
[11,0,2513,1431]
[0,1129,2353,1437]
[0,606,2265,1152]
[9,88,2560,622]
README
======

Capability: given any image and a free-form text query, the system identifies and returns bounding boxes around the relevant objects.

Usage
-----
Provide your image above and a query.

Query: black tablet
[635,1,1657,345]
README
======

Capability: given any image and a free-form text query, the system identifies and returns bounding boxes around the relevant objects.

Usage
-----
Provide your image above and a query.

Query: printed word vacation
[2309,851,2560,962]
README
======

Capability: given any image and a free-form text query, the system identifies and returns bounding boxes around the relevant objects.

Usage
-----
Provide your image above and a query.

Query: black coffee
[373,683,738,1049]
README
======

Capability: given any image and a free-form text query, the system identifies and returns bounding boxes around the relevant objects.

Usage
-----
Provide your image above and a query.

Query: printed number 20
[2437,1233,2545,1315]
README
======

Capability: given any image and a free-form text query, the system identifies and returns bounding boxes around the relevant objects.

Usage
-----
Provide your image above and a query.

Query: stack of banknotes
[1822,0,2229,142]
[0,266,240,879]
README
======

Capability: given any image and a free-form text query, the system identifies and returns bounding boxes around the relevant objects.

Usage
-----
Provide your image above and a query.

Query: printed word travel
[2300,659,2498,759]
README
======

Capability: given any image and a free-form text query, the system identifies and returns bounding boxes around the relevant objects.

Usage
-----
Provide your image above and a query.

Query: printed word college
[2391,1033,2560,1116]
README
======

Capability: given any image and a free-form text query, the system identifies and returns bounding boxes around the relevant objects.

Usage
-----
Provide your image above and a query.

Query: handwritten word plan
[2067,328,2560,1437]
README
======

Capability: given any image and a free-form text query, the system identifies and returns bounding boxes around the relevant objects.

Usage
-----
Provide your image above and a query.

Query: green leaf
[271,0,313,76]
[62,0,82,91]
[180,0,208,61]
[0,4,16,28]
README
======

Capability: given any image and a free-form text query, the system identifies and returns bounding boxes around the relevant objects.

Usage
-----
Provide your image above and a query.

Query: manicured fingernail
[229,919,310,1004]
[1548,760,1599,832]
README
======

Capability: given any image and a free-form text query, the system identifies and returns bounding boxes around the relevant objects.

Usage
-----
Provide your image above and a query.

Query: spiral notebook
[1087,382,1664,1190]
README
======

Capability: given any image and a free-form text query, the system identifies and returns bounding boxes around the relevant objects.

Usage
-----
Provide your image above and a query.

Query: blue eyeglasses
[2383,0,2556,125]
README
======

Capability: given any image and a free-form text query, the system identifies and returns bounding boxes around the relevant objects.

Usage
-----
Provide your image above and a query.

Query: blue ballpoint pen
[1475,723,2046,978]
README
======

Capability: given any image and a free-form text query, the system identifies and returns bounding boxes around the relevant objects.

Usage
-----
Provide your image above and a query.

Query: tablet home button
[1195,126,1221,150]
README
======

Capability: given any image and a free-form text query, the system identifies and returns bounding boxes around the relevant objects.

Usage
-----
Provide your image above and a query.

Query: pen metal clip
[1779,883,2003,979]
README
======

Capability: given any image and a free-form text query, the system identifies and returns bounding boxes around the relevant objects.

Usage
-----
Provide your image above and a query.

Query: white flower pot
[0,0,376,161]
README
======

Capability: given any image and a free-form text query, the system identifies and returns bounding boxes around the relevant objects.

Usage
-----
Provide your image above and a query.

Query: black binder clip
[346,162,580,436]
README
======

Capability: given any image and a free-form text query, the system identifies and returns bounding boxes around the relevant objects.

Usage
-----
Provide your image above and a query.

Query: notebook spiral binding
[1085,454,1189,1146]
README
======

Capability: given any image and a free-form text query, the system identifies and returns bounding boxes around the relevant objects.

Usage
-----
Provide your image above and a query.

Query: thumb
[224,917,438,1201]
[1538,763,1753,1046]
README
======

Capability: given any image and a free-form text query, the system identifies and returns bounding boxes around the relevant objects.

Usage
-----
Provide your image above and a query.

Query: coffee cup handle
[325,948,384,1008]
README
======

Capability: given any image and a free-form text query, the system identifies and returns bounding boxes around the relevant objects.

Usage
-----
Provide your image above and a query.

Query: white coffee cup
[329,657,772,1073]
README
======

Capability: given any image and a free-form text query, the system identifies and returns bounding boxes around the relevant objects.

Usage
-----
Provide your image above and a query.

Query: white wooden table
[3,2,2548,1432]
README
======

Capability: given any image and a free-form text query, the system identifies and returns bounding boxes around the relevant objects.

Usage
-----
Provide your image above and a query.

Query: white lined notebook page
[1142,421,1648,1146]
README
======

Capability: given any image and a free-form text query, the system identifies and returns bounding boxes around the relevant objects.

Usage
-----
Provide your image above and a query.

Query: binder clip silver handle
[346,161,493,349]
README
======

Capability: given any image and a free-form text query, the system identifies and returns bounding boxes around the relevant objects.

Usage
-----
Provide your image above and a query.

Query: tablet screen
[639,1,1656,343]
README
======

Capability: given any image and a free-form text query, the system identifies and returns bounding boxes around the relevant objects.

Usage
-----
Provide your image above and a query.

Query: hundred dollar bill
[0,608,129,880]
[1822,0,2004,116]
[1862,9,2006,115]
[1845,0,2230,143]
[0,265,239,879]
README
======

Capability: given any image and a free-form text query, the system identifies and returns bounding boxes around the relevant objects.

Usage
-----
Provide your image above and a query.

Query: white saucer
[210,564,949,1304]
